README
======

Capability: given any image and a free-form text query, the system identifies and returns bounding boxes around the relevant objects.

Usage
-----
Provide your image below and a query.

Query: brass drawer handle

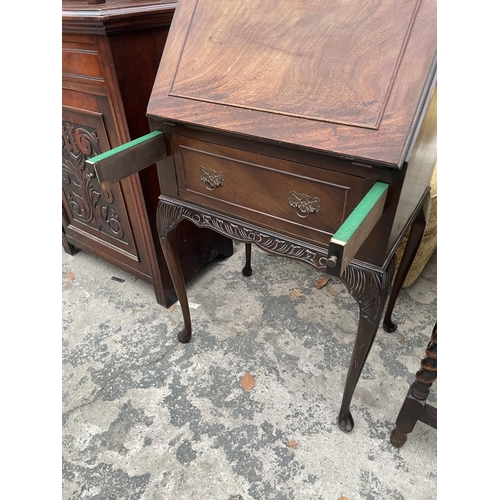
[288,190,321,218]
[200,166,224,190]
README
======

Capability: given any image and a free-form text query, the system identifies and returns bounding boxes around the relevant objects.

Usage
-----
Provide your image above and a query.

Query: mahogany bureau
[62,0,233,308]
[91,0,437,432]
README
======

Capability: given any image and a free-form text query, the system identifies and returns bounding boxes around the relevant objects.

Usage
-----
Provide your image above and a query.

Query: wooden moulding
[327,182,389,277]
[62,1,177,35]
[85,130,167,189]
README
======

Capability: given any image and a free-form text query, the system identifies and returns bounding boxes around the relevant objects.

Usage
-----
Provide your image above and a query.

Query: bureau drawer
[172,135,367,247]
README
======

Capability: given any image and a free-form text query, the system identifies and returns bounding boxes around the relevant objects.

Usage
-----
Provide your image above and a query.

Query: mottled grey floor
[62,242,437,500]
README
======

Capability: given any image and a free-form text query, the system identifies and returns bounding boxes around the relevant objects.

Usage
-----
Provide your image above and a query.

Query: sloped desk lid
[147,0,436,168]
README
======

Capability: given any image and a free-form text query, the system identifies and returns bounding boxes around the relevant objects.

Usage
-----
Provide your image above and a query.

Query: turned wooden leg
[242,243,253,277]
[384,202,428,333]
[390,323,437,447]
[157,202,192,343]
[338,256,397,433]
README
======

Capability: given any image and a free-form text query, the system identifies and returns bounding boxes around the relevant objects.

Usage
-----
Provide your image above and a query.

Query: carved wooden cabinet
[62,0,232,307]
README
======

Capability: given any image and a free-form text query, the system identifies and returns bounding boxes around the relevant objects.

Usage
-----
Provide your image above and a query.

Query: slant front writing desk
[89,0,437,433]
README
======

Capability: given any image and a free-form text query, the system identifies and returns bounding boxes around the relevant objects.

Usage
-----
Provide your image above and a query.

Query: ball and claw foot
[383,319,398,333]
[337,411,355,433]
[177,328,192,344]
[390,428,407,447]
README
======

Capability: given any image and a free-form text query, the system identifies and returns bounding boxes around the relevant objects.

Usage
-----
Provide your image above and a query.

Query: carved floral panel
[62,120,126,241]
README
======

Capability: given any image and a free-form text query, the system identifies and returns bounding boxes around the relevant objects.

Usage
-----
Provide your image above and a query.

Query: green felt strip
[332,182,388,243]
[86,130,164,164]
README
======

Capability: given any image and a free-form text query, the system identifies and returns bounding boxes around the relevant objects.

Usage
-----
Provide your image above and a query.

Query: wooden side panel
[61,30,155,282]
[63,33,160,286]
[387,86,437,253]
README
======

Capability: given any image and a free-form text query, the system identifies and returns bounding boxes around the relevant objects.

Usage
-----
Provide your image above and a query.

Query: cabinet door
[62,30,156,281]
[62,103,143,261]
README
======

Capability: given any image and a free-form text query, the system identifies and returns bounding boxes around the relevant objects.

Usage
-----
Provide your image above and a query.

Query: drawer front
[62,37,103,82]
[172,136,367,248]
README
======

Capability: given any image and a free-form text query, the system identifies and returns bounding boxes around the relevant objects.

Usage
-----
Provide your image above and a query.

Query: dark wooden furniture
[62,0,233,308]
[384,193,431,333]
[391,323,437,447]
[91,0,437,433]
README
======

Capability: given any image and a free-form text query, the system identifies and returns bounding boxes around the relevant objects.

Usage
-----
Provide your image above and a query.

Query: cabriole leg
[384,204,427,333]
[242,243,253,277]
[157,202,192,343]
[338,256,396,432]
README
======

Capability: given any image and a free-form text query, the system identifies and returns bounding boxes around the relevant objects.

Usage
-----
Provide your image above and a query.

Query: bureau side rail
[326,182,389,277]
[85,130,167,189]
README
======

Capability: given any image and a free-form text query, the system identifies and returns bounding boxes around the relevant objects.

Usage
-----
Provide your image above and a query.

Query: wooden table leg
[338,255,397,432]
[156,199,329,344]
[242,243,253,276]
[383,201,428,333]
[157,198,404,435]
[390,323,437,447]
[157,201,192,343]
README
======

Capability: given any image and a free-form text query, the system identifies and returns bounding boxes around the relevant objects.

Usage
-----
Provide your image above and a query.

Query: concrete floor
[62,241,437,500]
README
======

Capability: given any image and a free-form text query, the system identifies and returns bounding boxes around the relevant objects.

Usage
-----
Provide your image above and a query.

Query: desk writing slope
[149,0,437,167]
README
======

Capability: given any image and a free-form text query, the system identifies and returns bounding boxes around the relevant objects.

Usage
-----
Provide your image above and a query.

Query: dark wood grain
[171,0,420,129]
[62,1,233,308]
[171,135,368,248]
[148,0,436,167]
